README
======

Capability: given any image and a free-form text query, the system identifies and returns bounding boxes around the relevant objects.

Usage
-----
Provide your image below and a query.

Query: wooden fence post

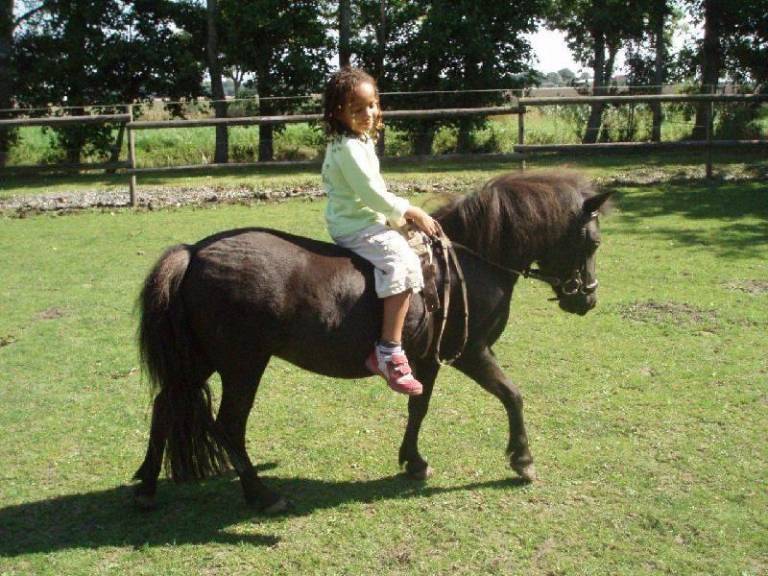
[127,104,138,206]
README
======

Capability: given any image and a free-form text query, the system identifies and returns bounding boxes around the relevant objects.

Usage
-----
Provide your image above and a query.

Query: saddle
[401,226,440,312]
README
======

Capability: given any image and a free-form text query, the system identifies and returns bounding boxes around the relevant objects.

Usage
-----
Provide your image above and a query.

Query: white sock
[376,340,402,361]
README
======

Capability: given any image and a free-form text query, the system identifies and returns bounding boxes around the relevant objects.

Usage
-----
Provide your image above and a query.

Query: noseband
[520,209,601,297]
[526,263,598,296]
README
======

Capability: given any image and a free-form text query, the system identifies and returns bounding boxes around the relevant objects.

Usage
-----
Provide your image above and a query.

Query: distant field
[6,102,766,168]
[0,174,765,575]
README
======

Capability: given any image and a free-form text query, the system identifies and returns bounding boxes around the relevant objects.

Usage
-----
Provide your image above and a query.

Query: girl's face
[337,81,378,136]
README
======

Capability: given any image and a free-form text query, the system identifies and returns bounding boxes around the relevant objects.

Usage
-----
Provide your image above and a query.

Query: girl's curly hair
[323,67,383,139]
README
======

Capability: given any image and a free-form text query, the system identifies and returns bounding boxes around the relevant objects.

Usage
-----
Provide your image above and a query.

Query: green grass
[0,175,766,575]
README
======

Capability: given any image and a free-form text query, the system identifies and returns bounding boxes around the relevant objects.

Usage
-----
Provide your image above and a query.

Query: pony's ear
[583,191,614,217]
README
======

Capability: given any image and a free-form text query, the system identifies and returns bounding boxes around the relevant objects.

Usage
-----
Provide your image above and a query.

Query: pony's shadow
[0,463,527,557]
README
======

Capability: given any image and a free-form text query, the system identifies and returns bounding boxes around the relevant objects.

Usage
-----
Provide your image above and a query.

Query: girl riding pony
[322,67,439,396]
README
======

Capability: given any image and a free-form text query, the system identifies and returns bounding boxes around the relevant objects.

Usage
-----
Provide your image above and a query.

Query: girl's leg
[371,289,422,396]
[381,290,411,343]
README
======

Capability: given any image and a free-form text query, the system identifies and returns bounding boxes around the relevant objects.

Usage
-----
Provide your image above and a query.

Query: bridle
[429,210,601,365]
[456,209,601,295]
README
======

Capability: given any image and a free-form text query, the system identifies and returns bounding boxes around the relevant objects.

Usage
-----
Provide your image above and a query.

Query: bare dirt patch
[619,300,718,326]
[722,280,768,295]
[36,307,66,320]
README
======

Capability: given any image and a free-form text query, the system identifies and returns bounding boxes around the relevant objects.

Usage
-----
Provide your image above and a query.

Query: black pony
[133,171,612,513]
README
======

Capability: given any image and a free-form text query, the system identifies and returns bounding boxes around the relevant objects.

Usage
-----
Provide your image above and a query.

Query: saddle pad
[402,227,440,313]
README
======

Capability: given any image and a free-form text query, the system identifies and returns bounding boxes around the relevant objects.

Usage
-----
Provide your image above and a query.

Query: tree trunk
[207,0,228,163]
[375,0,386,156]
[258,124,274,161]
[106,120,126,174]
[597,42,618,142]
[64,106,86,164]
[457,119,473,153]
[583,28,606,143]
[650,2,667,142]
[339,0,351,67]
[256,67,274,162]
[693,0,722,140]
[412,121,435,155]
[376,0,385,80]
[0,0,13,167]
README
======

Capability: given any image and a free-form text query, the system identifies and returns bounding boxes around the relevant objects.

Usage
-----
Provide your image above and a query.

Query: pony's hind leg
[216,360,288,514]
[133,390,169,509]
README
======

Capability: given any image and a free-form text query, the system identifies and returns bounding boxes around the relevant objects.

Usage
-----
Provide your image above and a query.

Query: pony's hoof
[261,496,290,515]
[512,462,537,482]
[133,493,157,511]
[406,464,434,481]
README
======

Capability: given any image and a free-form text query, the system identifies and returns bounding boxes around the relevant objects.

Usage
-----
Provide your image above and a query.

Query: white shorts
[334,223,424,298]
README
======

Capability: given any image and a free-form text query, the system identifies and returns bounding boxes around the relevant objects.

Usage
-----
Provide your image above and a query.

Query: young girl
[322,67,439,396]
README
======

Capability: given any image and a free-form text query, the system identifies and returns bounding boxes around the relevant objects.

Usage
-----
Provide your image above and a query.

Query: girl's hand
[405,206,441,237]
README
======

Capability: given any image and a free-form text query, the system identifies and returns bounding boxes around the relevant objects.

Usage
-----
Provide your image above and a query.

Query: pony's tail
[136,245,229,482]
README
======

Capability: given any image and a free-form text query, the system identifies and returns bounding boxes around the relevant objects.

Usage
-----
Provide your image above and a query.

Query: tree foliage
[353,0,545,154]
[12,0,206,162]
[2,0,764,165]
[219,0,332,160]
[547,0,652,142]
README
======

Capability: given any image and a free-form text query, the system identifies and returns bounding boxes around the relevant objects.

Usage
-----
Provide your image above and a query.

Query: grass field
[0,171,766,574]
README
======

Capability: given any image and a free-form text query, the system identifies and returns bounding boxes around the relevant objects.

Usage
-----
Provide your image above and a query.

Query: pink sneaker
[366,350,423,396]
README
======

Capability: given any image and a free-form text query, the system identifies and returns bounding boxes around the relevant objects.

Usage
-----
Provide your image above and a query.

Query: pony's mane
[433,171,597,264]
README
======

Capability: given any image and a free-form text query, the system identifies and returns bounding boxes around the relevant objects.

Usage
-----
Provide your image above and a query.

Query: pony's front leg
[398,361,439,480]
[454,348,536,482]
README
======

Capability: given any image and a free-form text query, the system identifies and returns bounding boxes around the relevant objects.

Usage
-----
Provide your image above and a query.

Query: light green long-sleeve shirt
[322,135,410,238]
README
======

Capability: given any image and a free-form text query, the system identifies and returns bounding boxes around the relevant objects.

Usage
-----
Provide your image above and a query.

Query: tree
[220,0,331,161]
[548,0,649,143]
[558,68,576,84]
[723,0,767,91]
[12,0,206,164]
[207,0,228,163]
[339,0,351,67]
[354,0,545,155]
[649,1,669,141]
[691,0,722,139]
[0,0,13,167]
[623,1,676,141]
[681,0,768,139]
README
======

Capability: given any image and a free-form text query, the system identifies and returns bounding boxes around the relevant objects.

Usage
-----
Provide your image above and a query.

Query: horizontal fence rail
[1,92,766,207]
[518,93,767,106]
[0,113,131,128]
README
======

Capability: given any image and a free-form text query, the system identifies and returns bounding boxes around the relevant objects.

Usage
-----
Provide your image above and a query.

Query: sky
[526,29,582,74]
[526,28,630,75]
[527,21,699,76]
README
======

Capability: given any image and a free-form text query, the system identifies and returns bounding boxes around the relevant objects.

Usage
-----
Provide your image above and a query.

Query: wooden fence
[1,93,766,206]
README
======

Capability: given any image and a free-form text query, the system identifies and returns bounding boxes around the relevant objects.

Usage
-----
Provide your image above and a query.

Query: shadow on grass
[612,180,768,258]
[0,464,526,557]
